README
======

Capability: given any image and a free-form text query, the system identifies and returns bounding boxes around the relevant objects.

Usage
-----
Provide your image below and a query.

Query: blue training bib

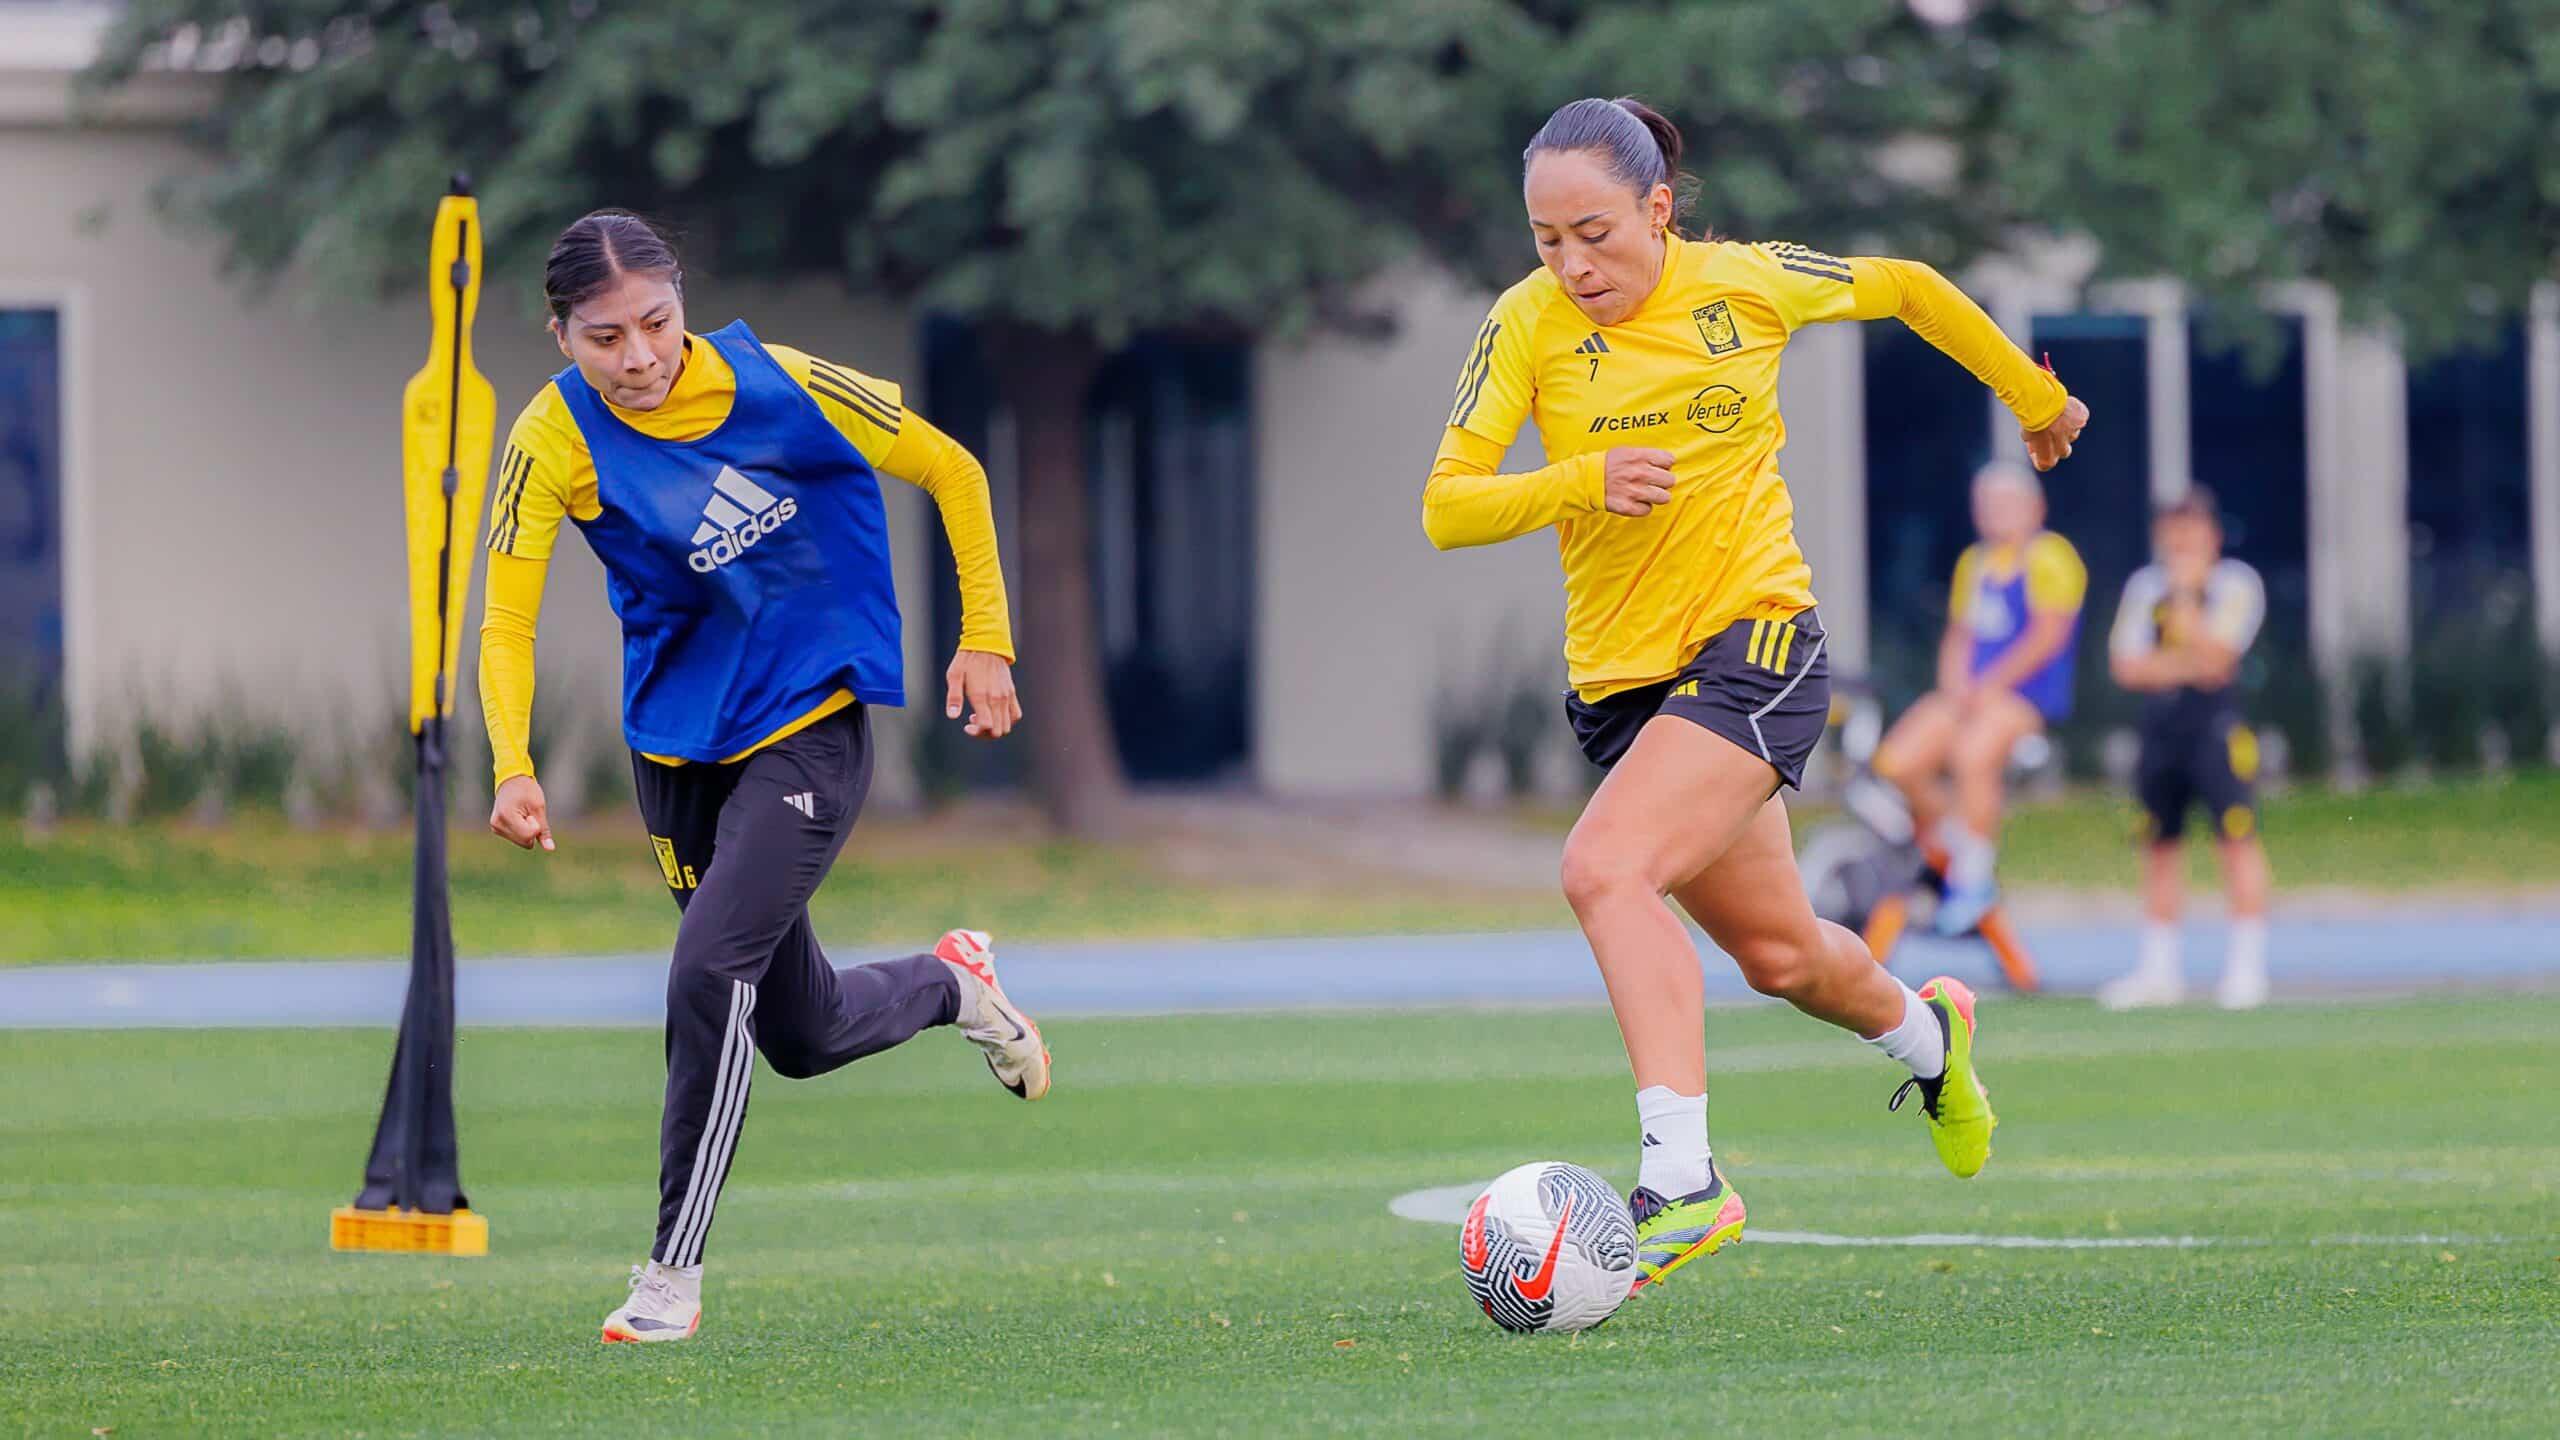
[556,321,904,760]
[1964,538,2079,722]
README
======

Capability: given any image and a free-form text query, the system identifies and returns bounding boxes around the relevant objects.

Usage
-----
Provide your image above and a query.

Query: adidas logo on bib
[686,466,799,573]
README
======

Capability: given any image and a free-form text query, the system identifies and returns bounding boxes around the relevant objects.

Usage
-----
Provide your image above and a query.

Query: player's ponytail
[544,211,686,324]
[1615,98,1683,185]
[1523,97,1703,238]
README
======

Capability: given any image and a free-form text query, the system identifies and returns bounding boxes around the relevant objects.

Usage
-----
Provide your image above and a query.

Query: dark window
[921,319,1254,787]
[2188,314,2315,759]
[2188,315,2309,628]
[2031,314,2153,767]
[1862,321,1992,703]
[0,308,64,770]
[2405,321,2531,640]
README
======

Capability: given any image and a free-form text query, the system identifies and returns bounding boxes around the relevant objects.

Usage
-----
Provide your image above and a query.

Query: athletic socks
[2218,917,2270,1008]
[1937,818,1997,891]
[2224,917,2266,982]
[2137,921,2183,984]
[1863,980,1949,1081]
[1635,1086,1712,1197]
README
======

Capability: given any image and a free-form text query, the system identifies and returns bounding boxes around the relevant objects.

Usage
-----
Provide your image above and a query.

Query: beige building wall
[2,118,927,798]
[1251,271,1570,797]
[1251,273,1878,797]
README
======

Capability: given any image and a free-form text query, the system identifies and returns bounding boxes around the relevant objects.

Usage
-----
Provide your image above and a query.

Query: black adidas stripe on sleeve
[807,360,902,434]
[487,446,533,554]
[1449,319,1500,429]
[1770,242,1853,284]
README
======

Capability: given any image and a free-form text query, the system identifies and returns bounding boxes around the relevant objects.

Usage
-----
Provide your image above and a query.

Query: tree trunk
[985,323,1131,837]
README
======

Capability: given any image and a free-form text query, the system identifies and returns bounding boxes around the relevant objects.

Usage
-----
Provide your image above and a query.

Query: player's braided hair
[1523,97,1703,237]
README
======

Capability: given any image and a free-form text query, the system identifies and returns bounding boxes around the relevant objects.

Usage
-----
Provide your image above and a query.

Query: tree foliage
[93,0,2560,349]
[1979,0,2560,357]
[88,1,1977,324]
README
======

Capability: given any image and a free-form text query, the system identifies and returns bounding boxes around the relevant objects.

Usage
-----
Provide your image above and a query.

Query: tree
[1965,0,2560,360]
[88,0,1988,830]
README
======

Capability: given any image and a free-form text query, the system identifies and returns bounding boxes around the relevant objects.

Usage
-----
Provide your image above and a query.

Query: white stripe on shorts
[1746,629,1826,763]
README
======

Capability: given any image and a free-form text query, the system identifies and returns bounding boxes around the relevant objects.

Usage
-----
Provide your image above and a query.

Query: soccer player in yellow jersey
[478,212,1050,1343]
[1873,462,2088,936]
[1425,99,2089,1289]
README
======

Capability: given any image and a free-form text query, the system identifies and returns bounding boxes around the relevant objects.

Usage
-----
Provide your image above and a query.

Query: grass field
[9,771,2558,965]
[0,810,1569,964]
[6,997,2556,1436]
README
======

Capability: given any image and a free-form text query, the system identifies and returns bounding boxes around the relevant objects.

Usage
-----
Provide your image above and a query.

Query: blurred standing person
[478,211,1051,1343]
[1422,97,2088,1291]
[1872,462,2087,934]
[2100,488,2273,1010]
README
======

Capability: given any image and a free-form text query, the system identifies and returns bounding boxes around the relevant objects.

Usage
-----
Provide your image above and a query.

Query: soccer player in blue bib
[477,212,1050,1343]
[1874,462,2087,934]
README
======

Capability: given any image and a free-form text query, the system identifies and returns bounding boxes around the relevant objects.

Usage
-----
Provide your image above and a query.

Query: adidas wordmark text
[687,466,798,573]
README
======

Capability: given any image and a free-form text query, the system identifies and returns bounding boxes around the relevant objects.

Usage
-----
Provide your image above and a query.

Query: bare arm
[1937,621,1973,696]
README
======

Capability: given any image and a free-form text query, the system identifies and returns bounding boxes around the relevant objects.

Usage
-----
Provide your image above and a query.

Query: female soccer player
[1424,99,2088,1289]
[478,212,1050,1343]
[1873,461,2088,934]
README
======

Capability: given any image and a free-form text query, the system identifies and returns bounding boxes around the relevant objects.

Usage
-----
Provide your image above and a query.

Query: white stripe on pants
[661,979,756,1267]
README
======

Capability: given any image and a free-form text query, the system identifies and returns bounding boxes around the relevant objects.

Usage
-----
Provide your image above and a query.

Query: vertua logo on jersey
[1688,384,1748,434]
[687,466,799,572]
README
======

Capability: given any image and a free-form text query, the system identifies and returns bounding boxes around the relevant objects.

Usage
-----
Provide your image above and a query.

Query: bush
[2255,643,2333,778]
[2350,655,2414,777]
[0,667,68,814]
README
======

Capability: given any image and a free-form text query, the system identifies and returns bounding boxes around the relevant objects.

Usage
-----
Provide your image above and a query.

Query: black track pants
[628,705,959,1266]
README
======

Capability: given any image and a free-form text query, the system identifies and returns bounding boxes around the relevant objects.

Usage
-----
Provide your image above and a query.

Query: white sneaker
[2097,968,2186,1011]
[602,1260,700,1344]
[2216,964,2270,1011]
[935,929,1052,1101]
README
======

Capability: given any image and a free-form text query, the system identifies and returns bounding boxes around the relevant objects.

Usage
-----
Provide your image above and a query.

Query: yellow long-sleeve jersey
[479,334,1012,787]
[1425,235,2070,701]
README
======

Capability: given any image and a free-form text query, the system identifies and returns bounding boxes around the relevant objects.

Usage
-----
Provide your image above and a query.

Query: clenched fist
[1603,447,1678,517]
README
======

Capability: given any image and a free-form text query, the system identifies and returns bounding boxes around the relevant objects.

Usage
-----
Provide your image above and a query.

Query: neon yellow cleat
[1890,976,1997,1178]
[1627,1167,1747,1292]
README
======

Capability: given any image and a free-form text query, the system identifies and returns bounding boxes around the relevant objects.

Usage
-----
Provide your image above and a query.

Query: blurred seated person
[1873,461,2086,934]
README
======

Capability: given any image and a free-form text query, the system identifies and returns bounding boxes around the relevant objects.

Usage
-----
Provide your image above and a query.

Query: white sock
[2138,921,2182,982]
[2225,917,2267,983]
[1635,1086,1712,1197]
[1864,980,1948,1080]
[1938,818,1996,889]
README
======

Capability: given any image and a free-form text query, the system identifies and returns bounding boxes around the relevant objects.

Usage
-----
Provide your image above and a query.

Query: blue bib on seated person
[1965,551,2079,723]
[555,320,904,761]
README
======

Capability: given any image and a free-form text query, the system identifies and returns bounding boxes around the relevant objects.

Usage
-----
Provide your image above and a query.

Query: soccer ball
[1459,1161,1639,1333]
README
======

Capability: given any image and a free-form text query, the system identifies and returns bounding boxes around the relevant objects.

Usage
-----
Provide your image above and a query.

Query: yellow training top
[479,334,1012,787]
[1425,234,2070,701]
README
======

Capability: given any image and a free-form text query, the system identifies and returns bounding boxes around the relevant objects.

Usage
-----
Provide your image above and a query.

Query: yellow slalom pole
[333,176,497,1257]
[404,179,498,735]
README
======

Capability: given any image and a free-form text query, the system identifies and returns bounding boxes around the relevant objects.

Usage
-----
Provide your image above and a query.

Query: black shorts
[2136,712,2259,843]
[1567,611,1831,789]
